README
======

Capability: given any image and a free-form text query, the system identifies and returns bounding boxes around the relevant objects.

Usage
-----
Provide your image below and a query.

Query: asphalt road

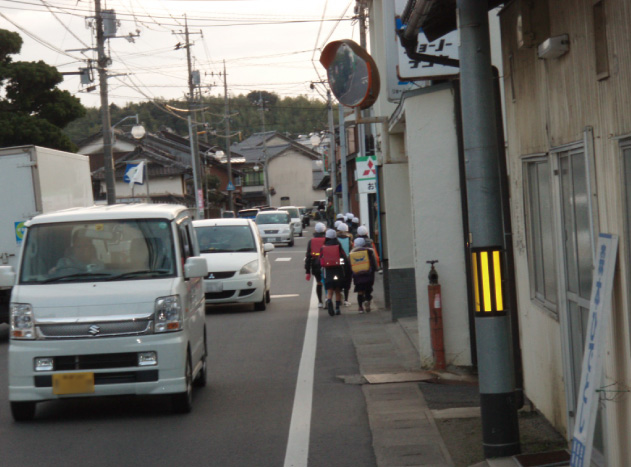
[0,227,376,467]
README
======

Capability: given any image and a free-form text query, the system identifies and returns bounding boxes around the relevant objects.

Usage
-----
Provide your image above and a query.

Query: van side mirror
[0,266,16,288]
[184,257,208,279]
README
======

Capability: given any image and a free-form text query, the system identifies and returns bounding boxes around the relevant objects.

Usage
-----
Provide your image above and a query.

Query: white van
[0,204,209,421]
[277,206,303,237]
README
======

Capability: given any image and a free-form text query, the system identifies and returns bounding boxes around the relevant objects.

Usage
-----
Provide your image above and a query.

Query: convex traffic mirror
[320,39,380,110]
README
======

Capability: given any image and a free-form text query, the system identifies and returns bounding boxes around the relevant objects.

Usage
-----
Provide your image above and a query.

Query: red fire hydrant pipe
[427,261,446,370]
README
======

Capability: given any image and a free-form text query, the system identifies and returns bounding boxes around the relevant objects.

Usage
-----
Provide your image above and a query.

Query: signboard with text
[570,234,618,467]
[356,155,377,194]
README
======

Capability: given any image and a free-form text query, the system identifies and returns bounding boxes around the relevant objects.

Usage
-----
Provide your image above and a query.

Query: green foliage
[64,91,336,149]
[0,29,85,152]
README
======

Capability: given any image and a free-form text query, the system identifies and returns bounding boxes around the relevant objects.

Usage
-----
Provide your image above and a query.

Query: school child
[320,229,349,316]
[336,223,354,306]
[304,222,327,307]
[356,225,381,269]
[349,237,378,313]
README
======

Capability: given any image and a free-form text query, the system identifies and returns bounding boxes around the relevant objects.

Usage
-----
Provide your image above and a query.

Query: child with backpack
[336,222,354,307]
[304,222,327,308]
[320,229,349,316]
[349,237,378,313]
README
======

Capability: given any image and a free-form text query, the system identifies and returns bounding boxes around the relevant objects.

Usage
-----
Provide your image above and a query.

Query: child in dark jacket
[350,237,378,313]
[320,229,349,316]
[304,222,327,307]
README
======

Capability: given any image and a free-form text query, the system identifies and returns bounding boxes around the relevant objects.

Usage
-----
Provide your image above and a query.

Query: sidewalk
[340,273,568,467]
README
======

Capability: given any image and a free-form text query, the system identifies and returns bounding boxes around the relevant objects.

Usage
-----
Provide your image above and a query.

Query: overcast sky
[0,0,357,108]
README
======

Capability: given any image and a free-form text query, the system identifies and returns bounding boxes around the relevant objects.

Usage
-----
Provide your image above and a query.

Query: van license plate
[52,372,95,395]
[205,281,223,293]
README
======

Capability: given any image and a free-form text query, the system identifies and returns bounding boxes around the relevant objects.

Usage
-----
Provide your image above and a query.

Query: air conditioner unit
[538,34,569,59]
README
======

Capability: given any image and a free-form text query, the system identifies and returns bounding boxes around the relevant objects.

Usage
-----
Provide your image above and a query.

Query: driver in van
[49,234,103,274]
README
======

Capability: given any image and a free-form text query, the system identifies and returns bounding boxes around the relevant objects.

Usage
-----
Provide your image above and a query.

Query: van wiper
[106,270,170,280]
[43,272,111,283]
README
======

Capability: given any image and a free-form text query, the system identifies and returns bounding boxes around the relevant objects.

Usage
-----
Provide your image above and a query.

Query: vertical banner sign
[356,155,377,194]
[570,233,619,467]
[197,189,205,210]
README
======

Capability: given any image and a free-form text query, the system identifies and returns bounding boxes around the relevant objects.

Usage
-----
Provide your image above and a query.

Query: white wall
[268,151,323,207]
[102,176,184,199]
[404,87,472,366]
[381,134,414,269]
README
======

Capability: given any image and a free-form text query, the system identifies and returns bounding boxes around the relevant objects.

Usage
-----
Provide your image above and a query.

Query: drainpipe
[457,0,520,458]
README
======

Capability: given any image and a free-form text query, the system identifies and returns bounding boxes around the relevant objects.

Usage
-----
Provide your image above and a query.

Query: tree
[0,29,85,151]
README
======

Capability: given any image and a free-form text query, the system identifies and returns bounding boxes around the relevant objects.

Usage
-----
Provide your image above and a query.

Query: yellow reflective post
[471,247,505,315]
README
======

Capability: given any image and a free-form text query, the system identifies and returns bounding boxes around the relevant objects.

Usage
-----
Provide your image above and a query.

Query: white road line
[283,281,319,467]
[271,294,300,299]
[275,257,292,262]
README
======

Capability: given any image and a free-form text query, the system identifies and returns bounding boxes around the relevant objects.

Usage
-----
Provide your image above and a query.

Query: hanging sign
[356,155,377,194]
[570,234,618,467]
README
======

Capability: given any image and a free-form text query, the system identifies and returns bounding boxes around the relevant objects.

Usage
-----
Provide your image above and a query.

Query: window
[243,170,264,187]
[524,157,557,310]
[19,219,176,284]
[593,0,609,80]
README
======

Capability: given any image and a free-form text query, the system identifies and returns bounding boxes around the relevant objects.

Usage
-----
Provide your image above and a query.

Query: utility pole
[184,16,204,218]
[339,104,349,214]
[258,92,271,206]
[223,61,234,212]
[457,0,520,458]
[327,89,337,216]
[95,0,115,205]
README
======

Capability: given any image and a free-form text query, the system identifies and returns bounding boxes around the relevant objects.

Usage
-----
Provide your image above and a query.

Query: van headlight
[11,303,35,339]
[240,259,259,275]
[154,295,182,332]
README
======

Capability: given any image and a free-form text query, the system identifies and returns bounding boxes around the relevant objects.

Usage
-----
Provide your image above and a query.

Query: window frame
[522,154,559,315]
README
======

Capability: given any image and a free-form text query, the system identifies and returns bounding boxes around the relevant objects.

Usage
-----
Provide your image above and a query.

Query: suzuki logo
[88,325,101,336]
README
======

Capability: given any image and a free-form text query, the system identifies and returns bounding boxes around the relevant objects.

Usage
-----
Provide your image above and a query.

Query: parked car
[193,218,273,311]
[254,211,294,247]
[277,206,303,237]
[0,204,209,421]
[237,208,259,219]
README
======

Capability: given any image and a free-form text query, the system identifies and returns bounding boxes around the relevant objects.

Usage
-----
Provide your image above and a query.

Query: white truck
[0,145,94,323]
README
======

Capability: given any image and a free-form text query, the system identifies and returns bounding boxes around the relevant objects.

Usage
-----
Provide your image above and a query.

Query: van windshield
[19,219,176,284]
[279,208,299,218]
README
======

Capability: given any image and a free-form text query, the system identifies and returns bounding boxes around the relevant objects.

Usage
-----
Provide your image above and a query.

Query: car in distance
[277,206,303,237]
[237,208,259,219]
[193,218,273,311]
[254,211,294,247]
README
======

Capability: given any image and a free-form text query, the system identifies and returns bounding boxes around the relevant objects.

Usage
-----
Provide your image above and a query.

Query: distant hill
[63,92,336,150]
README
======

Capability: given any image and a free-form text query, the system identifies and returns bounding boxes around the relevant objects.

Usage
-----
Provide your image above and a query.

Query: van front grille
[37,319,152,339]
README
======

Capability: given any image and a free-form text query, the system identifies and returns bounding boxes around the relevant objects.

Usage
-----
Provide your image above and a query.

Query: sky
[0,0,357,108]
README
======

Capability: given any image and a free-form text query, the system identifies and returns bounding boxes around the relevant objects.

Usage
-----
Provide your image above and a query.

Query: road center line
[271,294,300,299]
[275,258,292,262]
[283,281,319,467]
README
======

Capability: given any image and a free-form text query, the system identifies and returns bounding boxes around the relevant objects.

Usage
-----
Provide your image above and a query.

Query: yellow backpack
[350,249,370,274]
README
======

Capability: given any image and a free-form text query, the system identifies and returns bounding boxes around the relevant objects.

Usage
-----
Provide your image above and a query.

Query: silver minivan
[0,204,209,421]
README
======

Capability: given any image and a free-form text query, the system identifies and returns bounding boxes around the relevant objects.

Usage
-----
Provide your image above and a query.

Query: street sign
[356,155,377,194]
[570,233,618,467]
[394,0,459,81]
[124,161,145,185]
[226,182,235,191]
